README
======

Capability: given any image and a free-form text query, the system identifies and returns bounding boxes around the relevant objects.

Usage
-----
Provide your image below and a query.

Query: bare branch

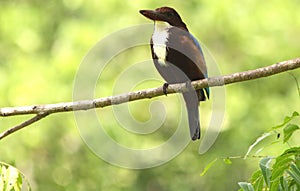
[1,58,299,117]
[0,57,299,140]
[0,112,49,140]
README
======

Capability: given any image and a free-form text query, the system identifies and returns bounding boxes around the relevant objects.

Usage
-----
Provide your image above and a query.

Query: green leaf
[0,162,31,191]
[272,112,299,130]
[14,173,22,191]
[251,170,264,191]
[4,165,21,191]
[271,157,293,180]
[0,165,5,191]
[223,158,232,165]
[238,182,255,191]
[271,154,293,177]
[244,132,273,158]
[200,158,218,176]
[279,176,288,191]
[269,148,299,191]
[283,124,300,143]
[291,163,300,176]
[259,157,273,187]
[251,170,262,183]
[282,147,300,156]
[287,163,300,185]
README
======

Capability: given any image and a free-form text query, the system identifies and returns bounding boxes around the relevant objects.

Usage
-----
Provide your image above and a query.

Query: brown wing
[166,27,207,81]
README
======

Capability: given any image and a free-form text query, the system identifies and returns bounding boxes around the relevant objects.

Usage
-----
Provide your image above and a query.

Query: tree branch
[0,58,299,140]
[0,112,49,140]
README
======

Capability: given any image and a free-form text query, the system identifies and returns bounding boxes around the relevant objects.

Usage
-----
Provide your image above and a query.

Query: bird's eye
[167,12,175,17]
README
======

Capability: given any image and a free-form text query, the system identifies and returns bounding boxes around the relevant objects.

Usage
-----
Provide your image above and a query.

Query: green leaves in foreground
[238,111,300,191]
[200,158,218,176]
[272,111,300,144]
[283,124,300,143]
[244,112,300,159]
[0,162,31,191]
[272,111,299,130]
[239,147,300,191]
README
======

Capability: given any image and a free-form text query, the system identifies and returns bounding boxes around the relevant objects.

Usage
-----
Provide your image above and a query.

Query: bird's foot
[163,83,169,95]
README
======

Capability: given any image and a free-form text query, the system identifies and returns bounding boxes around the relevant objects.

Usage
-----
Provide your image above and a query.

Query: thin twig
[0,112,49,140]
[288,72,300,99]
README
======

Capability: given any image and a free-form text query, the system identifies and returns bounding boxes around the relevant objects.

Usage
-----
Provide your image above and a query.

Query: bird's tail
[182,91,200,141]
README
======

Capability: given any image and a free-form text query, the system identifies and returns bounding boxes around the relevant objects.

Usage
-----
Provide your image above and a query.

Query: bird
[139,7,209,141]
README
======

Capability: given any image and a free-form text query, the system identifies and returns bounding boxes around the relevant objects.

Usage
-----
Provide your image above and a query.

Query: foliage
[199,111,300,190]
[0,162,31,191]
[238,112,300,191]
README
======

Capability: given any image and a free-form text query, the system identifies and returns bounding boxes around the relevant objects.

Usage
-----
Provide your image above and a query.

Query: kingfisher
[139,7,209,141]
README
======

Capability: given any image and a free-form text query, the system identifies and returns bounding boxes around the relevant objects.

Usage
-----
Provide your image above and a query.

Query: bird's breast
[152,24,170,66]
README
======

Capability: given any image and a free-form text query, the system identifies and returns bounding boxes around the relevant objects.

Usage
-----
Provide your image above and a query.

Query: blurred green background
[1,0,300,190]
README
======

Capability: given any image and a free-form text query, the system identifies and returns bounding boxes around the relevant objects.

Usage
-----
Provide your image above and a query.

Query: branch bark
[0,58,300,140]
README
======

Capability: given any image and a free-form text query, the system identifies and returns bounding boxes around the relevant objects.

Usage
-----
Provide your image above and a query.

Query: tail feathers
[183,91,200,141]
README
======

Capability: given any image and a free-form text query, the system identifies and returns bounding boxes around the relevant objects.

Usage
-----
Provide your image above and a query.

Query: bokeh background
[1,0,300,190]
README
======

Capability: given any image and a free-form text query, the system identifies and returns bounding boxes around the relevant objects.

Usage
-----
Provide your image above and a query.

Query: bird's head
[140,7,187,30]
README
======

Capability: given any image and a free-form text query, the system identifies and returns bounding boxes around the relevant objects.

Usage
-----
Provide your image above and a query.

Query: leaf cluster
[239,112,300,191]
[0,162,31,191]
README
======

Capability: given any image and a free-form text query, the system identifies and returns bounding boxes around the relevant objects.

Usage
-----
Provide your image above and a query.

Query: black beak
[139,9,166,21]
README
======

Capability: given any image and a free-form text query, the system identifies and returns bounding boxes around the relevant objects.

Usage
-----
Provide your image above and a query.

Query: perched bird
[139,7,209,141]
